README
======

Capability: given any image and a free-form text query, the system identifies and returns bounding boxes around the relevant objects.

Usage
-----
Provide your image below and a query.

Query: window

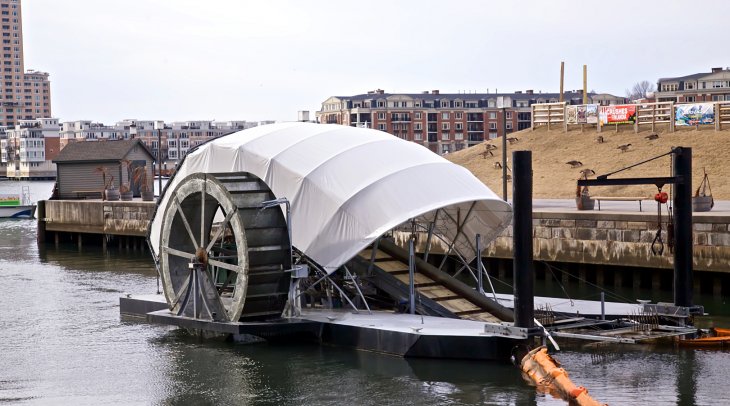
[713,95,725,101]
[685,82,695,90]
[455,112,462,120]
[414,112,421,120]
[440,101,449,108]
[377,112,385,120]
[506,122,513,130]
[414,123,422,130]
[506,111,513,119]
[455,123,463,130]
[489,132,498,140]
[489,112,497,119]
[441,112,449,120]
[442,123,450,130]
[377,101,385,108]
[685,96,695,102]
[442,132,450,140]
[489,122,497,130]
[378,123,386,131]
[414,133,422,141]
[454,133,463,140]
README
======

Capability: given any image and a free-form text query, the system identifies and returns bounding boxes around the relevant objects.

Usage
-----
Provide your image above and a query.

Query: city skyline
[21,0,730,123]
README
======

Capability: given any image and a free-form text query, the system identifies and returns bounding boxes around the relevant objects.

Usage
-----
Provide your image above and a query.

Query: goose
[645,133,659,140]
[579,169,596,178]
[596,135,605,144]
[506,137,519,144]
[566,160,583,168]
[617,143,632,152]
[493,161,502,169]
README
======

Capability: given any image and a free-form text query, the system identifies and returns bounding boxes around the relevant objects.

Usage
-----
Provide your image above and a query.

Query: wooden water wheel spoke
[163,245,196,260]
[170,274,192,308]
[200,181,207,249]
[205,208,237,253]
[172,195,198,248]
[208,258,242,273]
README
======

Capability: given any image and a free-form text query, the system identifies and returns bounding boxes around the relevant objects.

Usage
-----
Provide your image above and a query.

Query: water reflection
[148,330,538,405]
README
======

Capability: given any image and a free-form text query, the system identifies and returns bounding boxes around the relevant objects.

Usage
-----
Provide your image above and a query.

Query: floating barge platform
[120,294,537,360]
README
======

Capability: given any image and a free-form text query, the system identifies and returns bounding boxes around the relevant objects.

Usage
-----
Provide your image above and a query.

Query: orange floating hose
[520,346,607,406]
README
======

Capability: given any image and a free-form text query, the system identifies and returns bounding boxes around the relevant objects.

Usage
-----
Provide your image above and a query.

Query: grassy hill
[446,125,729,199]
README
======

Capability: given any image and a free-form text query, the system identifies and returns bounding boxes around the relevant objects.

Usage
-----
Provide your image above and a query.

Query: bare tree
[625,80,656,100]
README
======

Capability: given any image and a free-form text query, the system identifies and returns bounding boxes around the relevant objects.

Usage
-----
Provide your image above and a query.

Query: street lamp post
[498,96,508,201]
[154,122,163,197]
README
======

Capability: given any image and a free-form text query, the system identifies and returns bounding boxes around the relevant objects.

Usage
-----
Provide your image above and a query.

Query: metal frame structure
[578,147,697,310]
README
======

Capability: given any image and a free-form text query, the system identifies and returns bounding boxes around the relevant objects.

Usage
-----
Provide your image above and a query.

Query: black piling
[673,147,693,307]
[512,150,534,328]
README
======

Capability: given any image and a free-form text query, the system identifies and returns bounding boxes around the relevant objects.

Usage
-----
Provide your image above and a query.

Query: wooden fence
[531,101,730,133]
[531,102,566,131]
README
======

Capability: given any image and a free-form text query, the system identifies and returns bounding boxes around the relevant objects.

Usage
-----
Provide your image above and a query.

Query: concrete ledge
[41,199,156,237]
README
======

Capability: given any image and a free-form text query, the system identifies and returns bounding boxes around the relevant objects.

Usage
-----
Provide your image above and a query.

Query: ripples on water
[1,181,729,405]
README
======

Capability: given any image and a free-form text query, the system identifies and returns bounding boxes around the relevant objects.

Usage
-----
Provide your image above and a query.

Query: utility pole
[583,65,588,104]
[154,122,163,196]
[559,61,565,103]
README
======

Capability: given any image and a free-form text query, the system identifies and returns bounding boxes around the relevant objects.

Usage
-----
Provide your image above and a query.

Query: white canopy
[149,122,513,271]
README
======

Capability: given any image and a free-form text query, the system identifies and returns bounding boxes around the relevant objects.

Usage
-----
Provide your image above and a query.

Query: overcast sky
[21,0,730,124]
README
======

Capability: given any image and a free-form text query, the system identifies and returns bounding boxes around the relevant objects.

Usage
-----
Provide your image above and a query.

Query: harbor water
[1,180,729,405]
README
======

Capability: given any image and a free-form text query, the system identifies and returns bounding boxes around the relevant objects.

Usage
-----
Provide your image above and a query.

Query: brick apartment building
[655,67,730,103]
[317,90,625,154]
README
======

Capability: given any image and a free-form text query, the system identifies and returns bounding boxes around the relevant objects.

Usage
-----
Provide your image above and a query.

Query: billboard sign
[675,103,715,126]
[567,104,598,124]
[599,105,637,125]
[566,106,578,124]
[585,104,598,124]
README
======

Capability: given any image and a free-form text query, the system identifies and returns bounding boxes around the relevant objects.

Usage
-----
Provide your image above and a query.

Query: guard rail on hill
[531,102,566,131]
[530,100,730,133]
[635,102,674,133]
[718,101,730,131]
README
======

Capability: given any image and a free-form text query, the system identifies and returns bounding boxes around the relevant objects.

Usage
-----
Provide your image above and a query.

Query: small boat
[0,186,36,218]
[679,327,730,348]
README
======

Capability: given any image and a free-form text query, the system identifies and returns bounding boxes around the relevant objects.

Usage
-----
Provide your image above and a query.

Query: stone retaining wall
[484,211,730,273]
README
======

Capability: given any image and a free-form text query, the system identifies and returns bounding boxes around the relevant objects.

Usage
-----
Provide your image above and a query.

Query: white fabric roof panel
[149,122,513,272]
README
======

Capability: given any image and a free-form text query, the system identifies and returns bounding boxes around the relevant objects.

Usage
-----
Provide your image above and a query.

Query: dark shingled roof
[334,90,601,102]
[657,71,715,83]
[53,139,154,163]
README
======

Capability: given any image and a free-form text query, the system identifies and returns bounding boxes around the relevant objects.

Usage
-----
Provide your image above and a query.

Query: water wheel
[158,172,291,322]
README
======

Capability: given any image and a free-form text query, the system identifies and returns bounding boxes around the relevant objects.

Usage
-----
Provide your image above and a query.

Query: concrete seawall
[41,200,155,237]
[37,199,730,273]
[484,209,730,273]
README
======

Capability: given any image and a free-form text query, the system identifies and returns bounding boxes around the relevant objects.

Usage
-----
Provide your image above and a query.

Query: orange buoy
[520,346,606,406]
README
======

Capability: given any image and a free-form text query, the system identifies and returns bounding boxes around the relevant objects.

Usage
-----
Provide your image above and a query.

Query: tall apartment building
[0,0,52,177]
[0,0,52,127]
[655,67,730,103]
[318,90,625,154]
